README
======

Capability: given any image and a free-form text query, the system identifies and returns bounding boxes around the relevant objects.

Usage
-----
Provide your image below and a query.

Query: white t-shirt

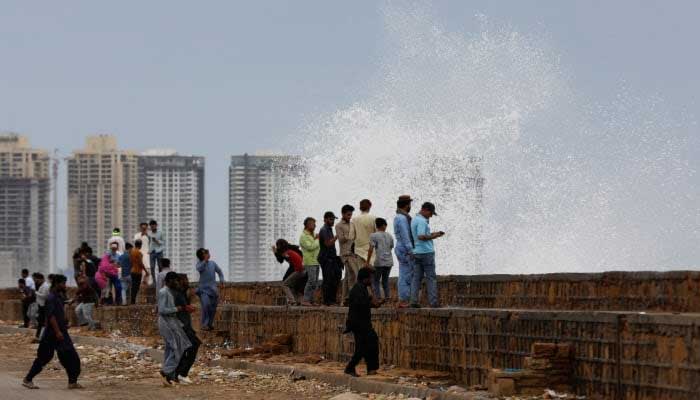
[24,276,35,290]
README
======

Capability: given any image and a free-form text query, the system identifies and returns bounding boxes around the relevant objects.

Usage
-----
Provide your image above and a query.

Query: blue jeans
[396,251,415,302]
[372,266,391,300]
[410,252,438,307]
[303,265,320,303]
[150,251,163,285]
[120,275,132,306]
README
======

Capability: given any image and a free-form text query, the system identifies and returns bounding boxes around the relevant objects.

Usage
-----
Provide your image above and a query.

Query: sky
[1,1,698,272]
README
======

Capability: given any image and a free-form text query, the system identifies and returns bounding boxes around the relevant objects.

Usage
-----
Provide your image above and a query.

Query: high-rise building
[229,154,304,282]
[0,134,50,286]
[66,135,139,263]
[138,150,205,280]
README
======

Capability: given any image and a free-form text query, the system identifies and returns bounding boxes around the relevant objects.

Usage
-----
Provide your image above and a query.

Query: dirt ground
[0,331,349,400]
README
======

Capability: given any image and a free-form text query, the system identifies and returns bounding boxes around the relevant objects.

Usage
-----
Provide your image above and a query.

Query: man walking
[149,220,165,285]
[318,211,341,306]
[23,274,83,390]
[409,202,444,308]
[393,195,414,308]
[134,222,152,282]
[195,248,225,331]
[344,267,381,377]
[158,272,192,385]
[299,217,320,306]
[336,204,362,304]
[352,199,377,267]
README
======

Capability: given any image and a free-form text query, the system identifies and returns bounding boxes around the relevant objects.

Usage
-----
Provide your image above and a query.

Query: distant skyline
[1,1,698,269]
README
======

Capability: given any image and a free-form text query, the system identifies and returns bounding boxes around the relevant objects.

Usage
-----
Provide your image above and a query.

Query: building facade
[229,154,304,282]
[138,150,205,280]
[0,135,50,286]
[66,135,139,263]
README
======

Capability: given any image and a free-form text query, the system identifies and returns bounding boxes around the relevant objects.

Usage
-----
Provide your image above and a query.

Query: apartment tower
[0,134,50,286]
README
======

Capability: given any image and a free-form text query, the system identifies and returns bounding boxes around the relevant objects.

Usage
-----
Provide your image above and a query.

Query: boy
[366,218,395,301]
[23,274,83,390]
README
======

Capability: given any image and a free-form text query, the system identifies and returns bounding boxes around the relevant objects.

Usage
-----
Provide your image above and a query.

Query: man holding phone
[409,202,444,308]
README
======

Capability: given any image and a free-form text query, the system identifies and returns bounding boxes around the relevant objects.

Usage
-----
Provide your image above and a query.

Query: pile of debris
[222,333,293,359]
[488,342,574,396]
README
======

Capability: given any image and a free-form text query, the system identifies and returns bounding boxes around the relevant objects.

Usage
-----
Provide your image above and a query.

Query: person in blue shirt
[195,248,225,331]
[118,243,133,306]
[393,195,415,308]
[409,202,445,308]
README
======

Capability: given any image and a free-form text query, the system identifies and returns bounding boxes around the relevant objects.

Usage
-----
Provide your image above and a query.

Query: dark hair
[164,271,179,284]
[50,274,67,288]
[303,217,315,227]
[375,218,387,228]
[359,199,372,212]
[160,258,171,269]
[32,272,44,280]
[135,239,142,248]
[276,239,289,253]
[21,269,29,275]
[357,267,373,281]
[125,242,133,250]
[80,241,89,248]
[140,222,148,227]
[196,248,206,261]
[149,220,157,225]
[18,278,25,285]
[47,274,55,282]
[397,198,411,209]
[341,204,355,214]
[112,227,120,233]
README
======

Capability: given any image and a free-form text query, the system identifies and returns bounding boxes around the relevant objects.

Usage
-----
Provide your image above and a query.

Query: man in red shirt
[273,239,306,306]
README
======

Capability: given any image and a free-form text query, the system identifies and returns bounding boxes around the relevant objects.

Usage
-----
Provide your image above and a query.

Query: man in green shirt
[299,217,320,306]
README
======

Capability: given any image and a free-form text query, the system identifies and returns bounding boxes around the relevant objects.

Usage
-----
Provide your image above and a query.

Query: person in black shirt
[23,274,83,390]
[344,267,383,377]
[318,211,342,306]
[174,274,200,383]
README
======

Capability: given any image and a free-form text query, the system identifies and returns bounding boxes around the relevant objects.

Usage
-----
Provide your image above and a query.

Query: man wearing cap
[409,202,444,308]
[318,211,342,306]
[393,195,415,308]
[108,227,125,253]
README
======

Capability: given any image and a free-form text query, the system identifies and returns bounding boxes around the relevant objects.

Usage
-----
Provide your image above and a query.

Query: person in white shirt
[133,222,152,284]
[21,269,35,290]
[33,273,50,340]
[108,227,126,253]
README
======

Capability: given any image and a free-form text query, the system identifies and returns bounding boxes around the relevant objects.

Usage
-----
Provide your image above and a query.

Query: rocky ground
[0,323,584,400]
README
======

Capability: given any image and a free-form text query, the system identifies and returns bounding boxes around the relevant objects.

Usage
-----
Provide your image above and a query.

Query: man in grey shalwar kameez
[158,271,192,385]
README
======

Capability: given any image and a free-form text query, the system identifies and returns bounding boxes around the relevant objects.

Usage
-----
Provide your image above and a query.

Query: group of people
[274,195,444,376]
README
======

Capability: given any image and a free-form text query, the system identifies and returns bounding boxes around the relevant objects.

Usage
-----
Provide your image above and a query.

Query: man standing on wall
[336,204,361,305]
[134,222,152,284]
[318,211,341,306]
[149,220,165,286]
[299,217,321,306]
[129,239,149,304]
[393,195,414,308]
[352,199,377,270]
[196,248,225,331]
[410,202,444,308]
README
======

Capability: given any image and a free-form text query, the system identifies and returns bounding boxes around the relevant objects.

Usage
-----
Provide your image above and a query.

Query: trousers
[198,290,218,329]
[346,329,379,373]
[26,334,81,384]
[303,265,320,303]
[320,258,341,305]
[396,251,415,302]
[341,254,362,301]
[410,252,438,307]
[130,273,143,304]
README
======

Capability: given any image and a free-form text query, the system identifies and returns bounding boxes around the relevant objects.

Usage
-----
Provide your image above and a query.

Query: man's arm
[215,263,225,283]
[299,233,319,251]
[49,315,64,341]
[196,261,206,273]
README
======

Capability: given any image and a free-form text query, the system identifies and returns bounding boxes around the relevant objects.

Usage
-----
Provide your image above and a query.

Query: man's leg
[111,277,122,305]
[424,253,438,307]
[83,303,96,330]
[25,340,55,383]
[303,265,319,303]
[56,341,81,384]
[198,293,210,328]
[120,276,131,306]
[397,256,414,302]
[379,267,391,299]
[345,331,366,374]
[75,303,86,326]
[149,252,157,286]
[22,302,30,328]
[410,255,426,305]
[341,256,351,302]
[365,329,380,372]
[371,268,382,299]
[282,273,299,304]
[208,293,219,329]
[130,274,142,304]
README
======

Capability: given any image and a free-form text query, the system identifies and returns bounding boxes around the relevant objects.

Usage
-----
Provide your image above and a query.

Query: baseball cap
[421,202,437,215]
[324,211,338,219]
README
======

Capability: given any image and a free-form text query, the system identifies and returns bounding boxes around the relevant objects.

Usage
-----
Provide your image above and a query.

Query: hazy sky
[1,1,698,270]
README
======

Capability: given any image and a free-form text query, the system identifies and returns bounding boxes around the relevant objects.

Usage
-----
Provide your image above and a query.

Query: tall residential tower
[138,150,205,280]
[0,134,50,286]
[229,154,304,282]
